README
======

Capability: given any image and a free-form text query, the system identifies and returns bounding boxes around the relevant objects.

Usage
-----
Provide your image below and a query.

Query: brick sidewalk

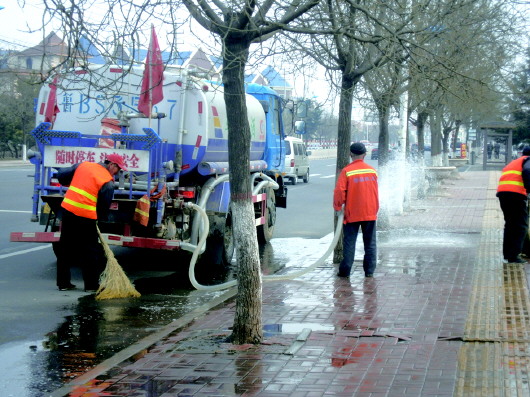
[52,170,529,397]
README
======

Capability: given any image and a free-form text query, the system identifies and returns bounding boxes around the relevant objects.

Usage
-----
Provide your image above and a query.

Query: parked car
[284,137,310,184]
[370,147,395,160]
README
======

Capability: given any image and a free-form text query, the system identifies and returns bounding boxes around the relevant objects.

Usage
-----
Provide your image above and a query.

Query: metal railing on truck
[29,121,165,225]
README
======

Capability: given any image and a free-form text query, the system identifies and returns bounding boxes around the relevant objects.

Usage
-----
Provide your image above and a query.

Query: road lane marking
[0,244,51,260]
[0,210,33,213]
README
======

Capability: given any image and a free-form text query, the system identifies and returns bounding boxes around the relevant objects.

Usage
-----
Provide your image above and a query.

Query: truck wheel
[303,170,309,183]
[220,211,235,265]
[257,188,276,244]
[201,211,234,268]
[291,176,297,185]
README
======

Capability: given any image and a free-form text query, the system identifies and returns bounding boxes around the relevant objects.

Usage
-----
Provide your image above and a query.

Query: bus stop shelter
[481,121,516,170]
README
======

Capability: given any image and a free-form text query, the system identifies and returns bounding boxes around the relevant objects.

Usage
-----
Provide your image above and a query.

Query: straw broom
[95,225,141,300]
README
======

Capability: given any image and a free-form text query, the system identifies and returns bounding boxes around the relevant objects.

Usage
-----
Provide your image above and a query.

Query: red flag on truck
[44,76,60,124]
[138,25,164,117]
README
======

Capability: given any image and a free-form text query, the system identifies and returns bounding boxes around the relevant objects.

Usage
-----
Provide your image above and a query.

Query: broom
[95,225,141,300]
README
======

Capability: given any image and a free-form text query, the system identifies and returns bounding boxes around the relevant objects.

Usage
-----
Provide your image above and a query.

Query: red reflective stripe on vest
[61,162,113,219]
[497,156,528,196]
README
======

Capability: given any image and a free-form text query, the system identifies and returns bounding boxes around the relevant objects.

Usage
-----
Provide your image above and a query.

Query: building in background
[8,32,68,72]
[245,65,293,99]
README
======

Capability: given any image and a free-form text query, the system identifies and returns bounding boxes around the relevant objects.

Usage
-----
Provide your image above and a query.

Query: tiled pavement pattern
[456,171,530,396]
[55,170,530,397]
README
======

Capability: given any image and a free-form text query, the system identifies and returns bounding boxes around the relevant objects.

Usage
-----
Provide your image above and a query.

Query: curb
[0,159,31,167]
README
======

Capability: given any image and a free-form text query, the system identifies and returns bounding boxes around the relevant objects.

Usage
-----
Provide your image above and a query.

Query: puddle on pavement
[377,229,479,277]
[379,229,477,248]
[0,341,51,397]
[264,323,335,334]
[283,296,326,307]
[0,292,211,396]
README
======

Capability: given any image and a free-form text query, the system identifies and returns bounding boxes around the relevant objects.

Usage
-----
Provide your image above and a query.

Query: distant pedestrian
[494,142,500,159]
[497,149,530,263]
[56,154,127,291]
[487,142,493,160]
[334,142,379,278]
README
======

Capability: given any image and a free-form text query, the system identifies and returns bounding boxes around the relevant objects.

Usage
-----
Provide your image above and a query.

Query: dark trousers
[56,210,106,289]
[338,220,377,276]
[523,229,530,256]
[498,193,528,261]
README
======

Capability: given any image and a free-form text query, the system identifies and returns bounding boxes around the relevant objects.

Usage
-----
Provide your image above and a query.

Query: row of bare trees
[39,0,525,344]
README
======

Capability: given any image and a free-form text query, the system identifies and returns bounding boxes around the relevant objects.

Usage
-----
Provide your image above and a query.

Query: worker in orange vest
[497,147,530,264]
[55,154,127,291]
[333,142,379,278]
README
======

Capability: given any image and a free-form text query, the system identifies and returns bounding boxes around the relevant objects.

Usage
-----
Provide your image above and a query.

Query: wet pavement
[0,246,288,397]
[44,164,530,397]
[0,277,231,396]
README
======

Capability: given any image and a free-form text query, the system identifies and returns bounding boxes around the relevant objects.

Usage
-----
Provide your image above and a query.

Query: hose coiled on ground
[185,202,343,291]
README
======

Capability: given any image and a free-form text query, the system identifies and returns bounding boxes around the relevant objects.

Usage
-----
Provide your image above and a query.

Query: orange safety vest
[333,159,379,224]
[497,156,529,196]
[133,184,167,226]
[61,162,113,219]
[133,195,150,226]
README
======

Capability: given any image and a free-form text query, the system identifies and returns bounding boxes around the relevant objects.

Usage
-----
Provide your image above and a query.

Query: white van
[284,136,310,185]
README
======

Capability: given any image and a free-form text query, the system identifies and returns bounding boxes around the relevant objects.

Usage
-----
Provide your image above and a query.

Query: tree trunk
[375,103,392,228]
[452,120,462,158]
[416,111,428,198]
[442,126,451,166]
[223,38,263,345]
[416,111,428,162]
[429,111,443,166]
[377,104,391,166]
[333,75,356,264]
[231,200,263,344]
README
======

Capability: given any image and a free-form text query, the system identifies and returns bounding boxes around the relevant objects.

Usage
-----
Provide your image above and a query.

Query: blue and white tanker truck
[10,64,290,267]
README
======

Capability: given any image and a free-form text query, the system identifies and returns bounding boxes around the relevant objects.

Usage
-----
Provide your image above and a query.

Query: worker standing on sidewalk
[519,146,530,258]
[55,154,127,291]
[497,148,530,264]
[334,142,379,278]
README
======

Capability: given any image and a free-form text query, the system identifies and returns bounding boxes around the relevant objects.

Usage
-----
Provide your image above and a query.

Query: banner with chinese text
[44,146,150,172]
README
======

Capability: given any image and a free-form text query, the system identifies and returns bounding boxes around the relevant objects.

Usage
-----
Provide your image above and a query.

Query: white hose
[252,173,279,195]
[190,174,230,245]
[262,212,343,282]
[185,202,229,290]
[186,200,344,291]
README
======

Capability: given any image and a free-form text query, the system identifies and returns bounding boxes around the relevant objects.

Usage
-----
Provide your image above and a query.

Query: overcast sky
[0,2,47,49]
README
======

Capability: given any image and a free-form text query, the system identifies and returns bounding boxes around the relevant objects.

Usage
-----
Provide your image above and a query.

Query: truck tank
[36,64,268,175]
